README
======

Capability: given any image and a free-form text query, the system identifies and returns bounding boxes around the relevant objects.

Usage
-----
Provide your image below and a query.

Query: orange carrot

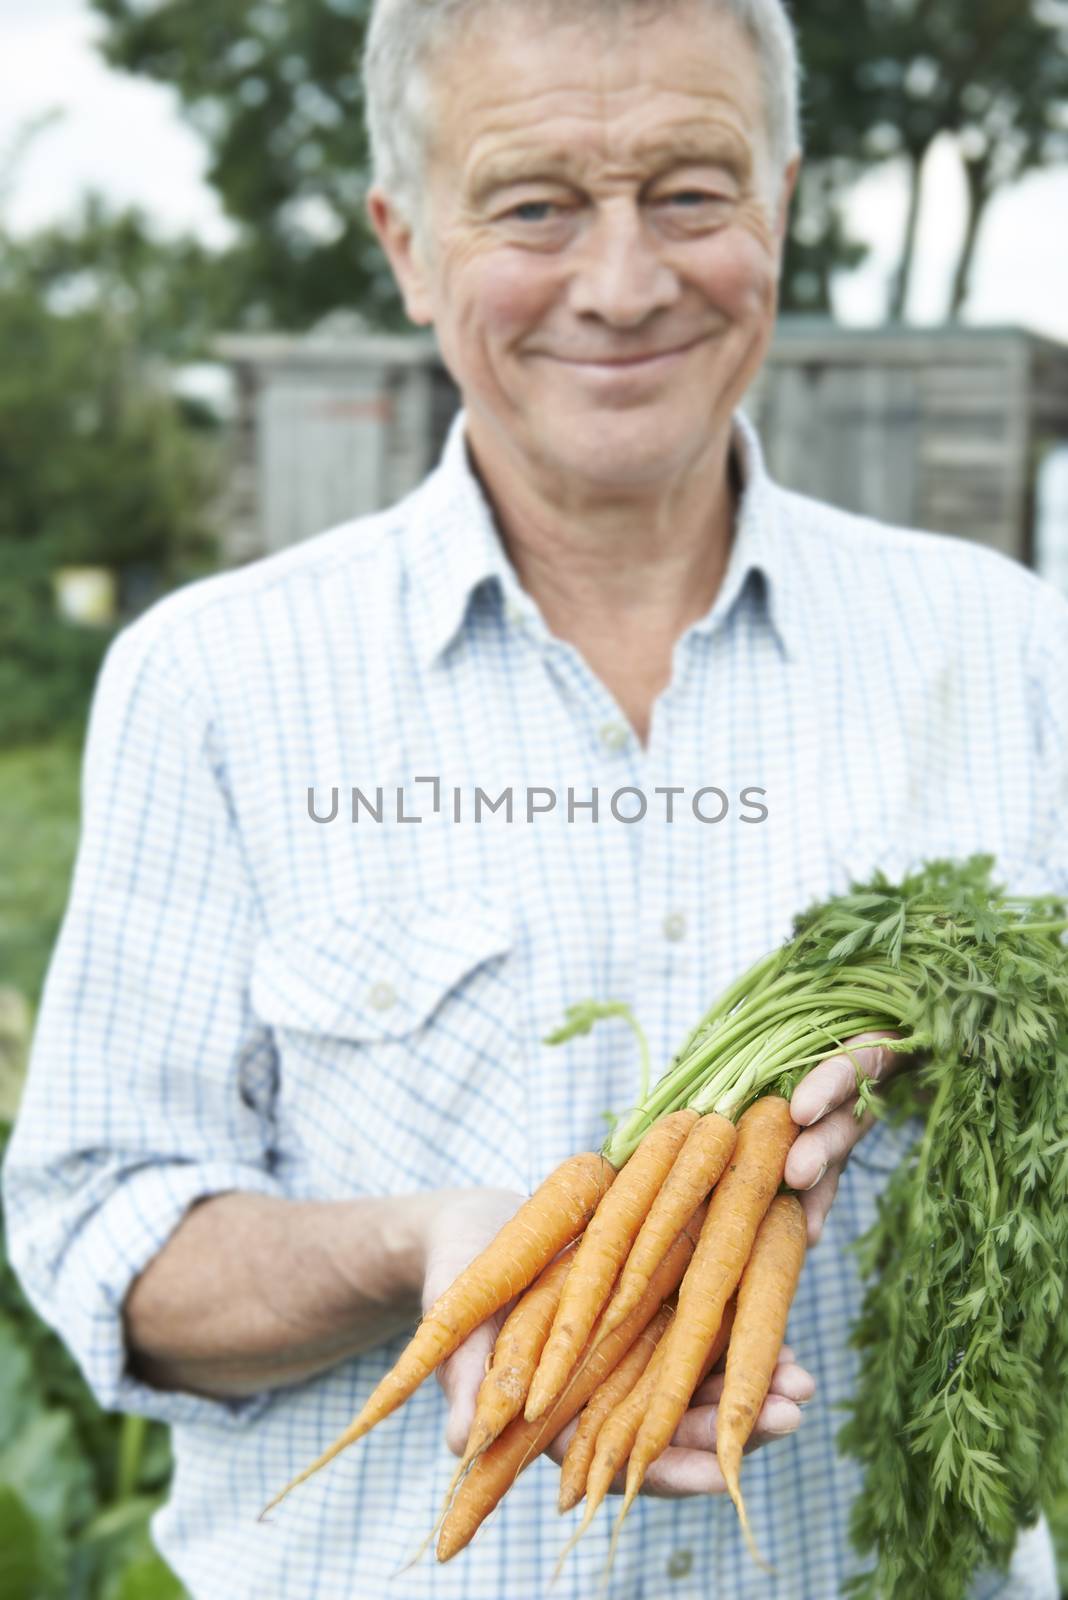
[460,1242,579,1470]
[259,1150,613,1518]
[601,1111,737,1335]
[526,1110,698,1421]
[575,1297,736,1537]
[621,1097,797,1517]
[558,1302,673,1513]
[717,1192,807,1565]
[436,1203,707,1563]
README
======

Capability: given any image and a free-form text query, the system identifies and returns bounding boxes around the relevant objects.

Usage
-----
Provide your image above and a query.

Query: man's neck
[465,422,739,746]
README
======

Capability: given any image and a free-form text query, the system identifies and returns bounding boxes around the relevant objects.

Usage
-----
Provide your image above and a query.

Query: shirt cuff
[28,1159,286,1430]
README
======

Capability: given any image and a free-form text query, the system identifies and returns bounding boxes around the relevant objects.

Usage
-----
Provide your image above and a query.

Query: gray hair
[363,0,802,230]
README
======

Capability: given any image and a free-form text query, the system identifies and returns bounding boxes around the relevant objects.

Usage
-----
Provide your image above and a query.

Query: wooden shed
[747,322,1068,569]
[216,320,1068,582]
[215,327,457,564]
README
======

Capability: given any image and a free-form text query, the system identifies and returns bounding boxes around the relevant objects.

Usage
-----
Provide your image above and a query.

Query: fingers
[424,1192,528,1458]
[785,1103,872,1195]
[785,1030,901,1230]
[633,1444,729,1497]
[675,1357,813,1454]
[579,1443,730,1498]
[545,1416,579,1467]
[788,1030,899,1127]
[692,1357,814,1409]
[796,1162,841,1245]
[597,1390,804,1497]
[670,1393,803,1455]
[437,1320,499,1456]
[556,1358,815,1499]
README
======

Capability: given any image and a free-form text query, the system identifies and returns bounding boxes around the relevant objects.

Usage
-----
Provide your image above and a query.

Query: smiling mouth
[545,335,708,370]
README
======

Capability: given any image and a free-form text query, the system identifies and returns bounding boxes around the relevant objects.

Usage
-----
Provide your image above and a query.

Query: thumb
[437,1320,499,1457]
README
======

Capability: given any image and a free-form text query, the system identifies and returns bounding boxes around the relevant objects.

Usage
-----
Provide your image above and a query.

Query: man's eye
[666,190,723,208]
[509,201,558,223]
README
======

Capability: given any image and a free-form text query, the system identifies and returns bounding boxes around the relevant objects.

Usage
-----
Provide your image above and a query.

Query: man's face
[370,2,798,493]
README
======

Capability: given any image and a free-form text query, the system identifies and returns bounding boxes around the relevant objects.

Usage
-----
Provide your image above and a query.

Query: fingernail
[805,1162,828,1191]
[808,1101,832,1124]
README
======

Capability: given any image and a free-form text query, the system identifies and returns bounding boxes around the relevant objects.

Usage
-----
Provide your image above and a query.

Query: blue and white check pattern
[5,410,1067,1600]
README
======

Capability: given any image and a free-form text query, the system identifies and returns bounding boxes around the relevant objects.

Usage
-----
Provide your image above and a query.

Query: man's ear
[775,154,801,247]
[366,186,434,326]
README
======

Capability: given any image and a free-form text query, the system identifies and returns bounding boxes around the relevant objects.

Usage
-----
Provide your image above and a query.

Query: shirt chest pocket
[249,891,528,1196]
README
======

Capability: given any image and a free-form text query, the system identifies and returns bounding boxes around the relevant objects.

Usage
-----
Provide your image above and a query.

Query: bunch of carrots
[259,856,1068,1597]
[261,1093,806,1567]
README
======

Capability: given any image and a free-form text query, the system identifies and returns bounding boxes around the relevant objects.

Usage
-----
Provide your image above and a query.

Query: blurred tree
[90,0,405,330]
[0,224,219,744]
[944,8,1068,318]
[855,0,1068,320]
[781,2,875,311]
[14,195,238,363]
[789,0,1068,318]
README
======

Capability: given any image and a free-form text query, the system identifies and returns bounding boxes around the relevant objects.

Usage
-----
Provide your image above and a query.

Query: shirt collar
[408,413,527,671]
[408,407,798,670]
[687,409,799,662]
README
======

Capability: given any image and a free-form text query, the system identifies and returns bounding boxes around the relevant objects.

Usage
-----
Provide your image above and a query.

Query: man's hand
[544,1343,814,1496]
[785,1030,904,1245]
[426,1189,815,1492]
[423,1188,528,1454]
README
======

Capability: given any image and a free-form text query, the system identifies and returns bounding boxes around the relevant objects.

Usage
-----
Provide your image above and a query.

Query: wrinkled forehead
[423,1,772,182]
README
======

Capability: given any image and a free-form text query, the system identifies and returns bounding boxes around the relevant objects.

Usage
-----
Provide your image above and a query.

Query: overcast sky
[3,0,1068,340]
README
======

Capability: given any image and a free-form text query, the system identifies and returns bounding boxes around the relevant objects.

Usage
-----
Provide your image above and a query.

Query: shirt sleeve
[1,610,286,1428]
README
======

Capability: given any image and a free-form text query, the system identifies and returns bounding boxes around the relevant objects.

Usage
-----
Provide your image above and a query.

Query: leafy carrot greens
[546,854,1068,1598]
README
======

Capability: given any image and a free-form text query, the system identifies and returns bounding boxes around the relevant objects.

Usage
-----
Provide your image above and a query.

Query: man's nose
[566,202,681,327]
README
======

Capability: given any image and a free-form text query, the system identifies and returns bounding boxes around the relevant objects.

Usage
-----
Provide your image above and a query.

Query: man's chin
[533,418,709,491]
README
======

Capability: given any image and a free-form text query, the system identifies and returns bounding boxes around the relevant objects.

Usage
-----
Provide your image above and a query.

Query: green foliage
[0,745,186,1594]
[0,1485,64,1600]
[0,233,220,747]
[815,862,1068,1597]
[0,1129,187,1600]
[11,196,242,366]
[0,740,83,1009]
[90,0,405,332]
[788,0,1068,316]
[0,587,115,749]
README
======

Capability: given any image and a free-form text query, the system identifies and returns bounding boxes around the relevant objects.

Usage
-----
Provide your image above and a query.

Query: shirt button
[599,721,629,752]
[662,911,687,943]
[367,981,397,1011]
[667,1547,694,1579]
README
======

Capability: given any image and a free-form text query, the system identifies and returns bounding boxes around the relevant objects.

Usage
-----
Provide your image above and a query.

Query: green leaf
[0,1317,39,1450]
[0,1485,63,1600]
[104,1554,186,1600]
[0,1410,96,1535]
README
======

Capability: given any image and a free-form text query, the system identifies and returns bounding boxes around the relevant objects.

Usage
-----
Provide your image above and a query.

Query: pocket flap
[250,891,514,1041]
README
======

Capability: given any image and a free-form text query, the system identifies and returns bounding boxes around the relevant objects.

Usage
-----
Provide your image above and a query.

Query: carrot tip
[552,1499,599,1585]
[257,1484,294,1520]
[598,1492,634,1594]
[727,1478,774,1575]
[597,1300,629,1337]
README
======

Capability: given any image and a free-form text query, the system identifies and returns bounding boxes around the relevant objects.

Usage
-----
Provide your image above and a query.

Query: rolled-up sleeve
[2,611,285,1427]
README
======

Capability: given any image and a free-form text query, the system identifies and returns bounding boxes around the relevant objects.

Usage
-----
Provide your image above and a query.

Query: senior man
[5,0,1067,1596]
